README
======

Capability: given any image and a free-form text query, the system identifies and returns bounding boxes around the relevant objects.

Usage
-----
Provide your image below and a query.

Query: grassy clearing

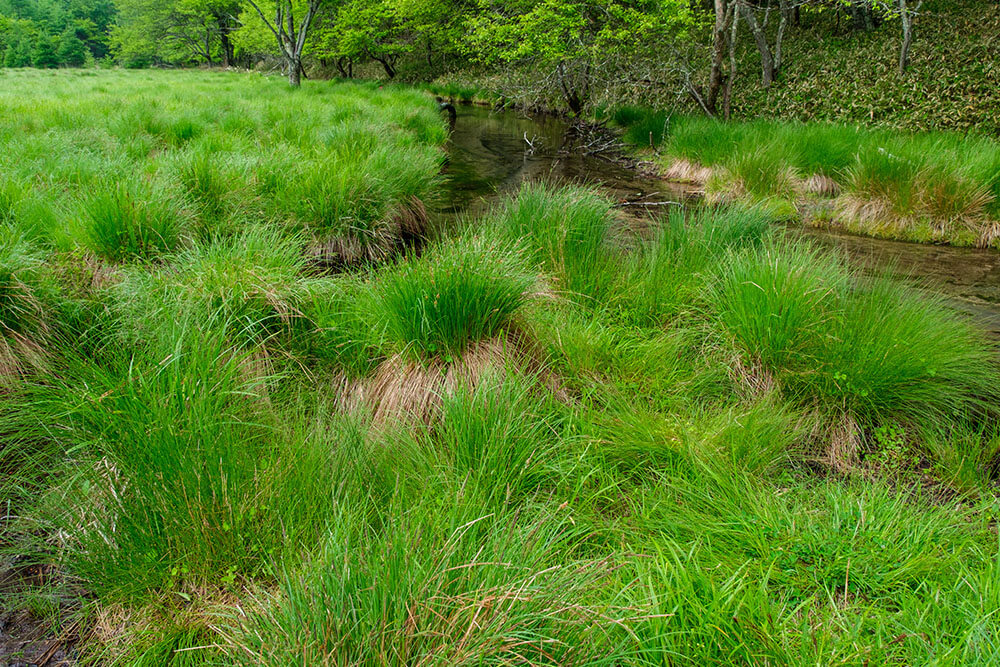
[3,71,1000,665]
[608,110,1000,247]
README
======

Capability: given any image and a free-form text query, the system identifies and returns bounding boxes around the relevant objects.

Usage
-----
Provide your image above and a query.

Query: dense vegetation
[3,1,998,132]
[3,69,1000,665]
[595,110,1000,247]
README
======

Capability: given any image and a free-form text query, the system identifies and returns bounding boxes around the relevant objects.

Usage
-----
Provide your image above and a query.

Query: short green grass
[2,71,1000,666]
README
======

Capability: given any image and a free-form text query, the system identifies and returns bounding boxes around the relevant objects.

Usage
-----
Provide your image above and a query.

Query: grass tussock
[4,71,1000,666]
[0,230,53,386]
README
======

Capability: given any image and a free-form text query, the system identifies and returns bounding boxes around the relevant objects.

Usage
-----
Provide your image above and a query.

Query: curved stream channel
[440,105,1000,333]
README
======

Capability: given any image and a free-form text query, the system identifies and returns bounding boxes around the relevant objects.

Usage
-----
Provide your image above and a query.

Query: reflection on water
[442,105,1000,332]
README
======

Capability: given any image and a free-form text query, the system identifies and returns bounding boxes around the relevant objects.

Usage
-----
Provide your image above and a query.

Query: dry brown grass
[0,277,49,390]
[349,331,564,425]
[0,334,47,390]
[800,410,862,472]
[803,174,842,198]
[727,353,777,401]
[661,159,714,185]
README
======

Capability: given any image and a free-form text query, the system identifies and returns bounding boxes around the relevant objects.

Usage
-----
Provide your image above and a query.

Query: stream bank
[440,104,1000,333]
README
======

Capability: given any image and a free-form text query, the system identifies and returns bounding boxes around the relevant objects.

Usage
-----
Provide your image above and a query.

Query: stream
[441,105,1000,333]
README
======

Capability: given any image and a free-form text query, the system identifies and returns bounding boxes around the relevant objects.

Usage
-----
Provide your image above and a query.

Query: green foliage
[56,27,87,66]
[30,33,59,68]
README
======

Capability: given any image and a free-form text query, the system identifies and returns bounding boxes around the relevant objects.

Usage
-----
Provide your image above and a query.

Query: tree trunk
[218,19,234,68]
[706,0,730,115]
[774,0,790,74]
[739,1,775,87]
[848,2,879,31]
[375,56,396,79]
[723,4,739,120]
[245,0,323,88]
[898,0,923,74]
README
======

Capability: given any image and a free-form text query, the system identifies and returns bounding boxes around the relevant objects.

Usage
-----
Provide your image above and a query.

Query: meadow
[604,107,1000,248]
[3,70,1000,665]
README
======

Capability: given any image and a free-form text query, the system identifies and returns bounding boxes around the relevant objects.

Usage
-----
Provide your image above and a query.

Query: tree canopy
[0,0,957,114]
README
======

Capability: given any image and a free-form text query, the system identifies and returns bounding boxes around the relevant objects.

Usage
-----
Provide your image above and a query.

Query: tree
[737,0,793,87]
[56,25,87,65]
[242,0,325,86]
[466,0,693,114]
[3,34,33,67]
[31,32,59,67]
[705,0,735,115]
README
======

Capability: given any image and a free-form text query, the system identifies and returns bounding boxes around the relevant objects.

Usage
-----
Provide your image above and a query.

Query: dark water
[441,105,1000,332]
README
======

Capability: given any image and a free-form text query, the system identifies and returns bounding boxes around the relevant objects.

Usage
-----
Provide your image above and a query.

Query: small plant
[869,421,919,471]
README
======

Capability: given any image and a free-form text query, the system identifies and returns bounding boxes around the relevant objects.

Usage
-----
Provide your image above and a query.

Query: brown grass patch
[0,334,47,390]
[349,331,564,425]
[801,411,862,472]
[661,159,714,185]
[803,174,842,198]
[727,353,777,400]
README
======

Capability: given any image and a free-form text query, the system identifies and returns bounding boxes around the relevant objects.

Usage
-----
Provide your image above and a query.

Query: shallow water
[441,105,1000,332]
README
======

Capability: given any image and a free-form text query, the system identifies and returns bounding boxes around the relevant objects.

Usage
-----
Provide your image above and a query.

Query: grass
[375,234,534,359]
[3,70,1000,665]
[603,110,1000,246]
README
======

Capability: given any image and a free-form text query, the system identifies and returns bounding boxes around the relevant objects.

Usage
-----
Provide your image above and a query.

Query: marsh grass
[485,182,617,302]
[4,71,1000,666]
[113,227,310,354]
[0,229,58,389]
[616,112,1000,245]
[81,177,188,262]
[708,239,999,431]
[375,235,534,359]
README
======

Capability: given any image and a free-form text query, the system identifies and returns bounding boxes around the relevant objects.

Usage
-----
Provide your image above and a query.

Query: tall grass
[374,235,534,359]
[708,238,999,426]
[113,227,309,353]
[484,182,617,302]
[81,177,188,262]
[4,71,1000,666]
